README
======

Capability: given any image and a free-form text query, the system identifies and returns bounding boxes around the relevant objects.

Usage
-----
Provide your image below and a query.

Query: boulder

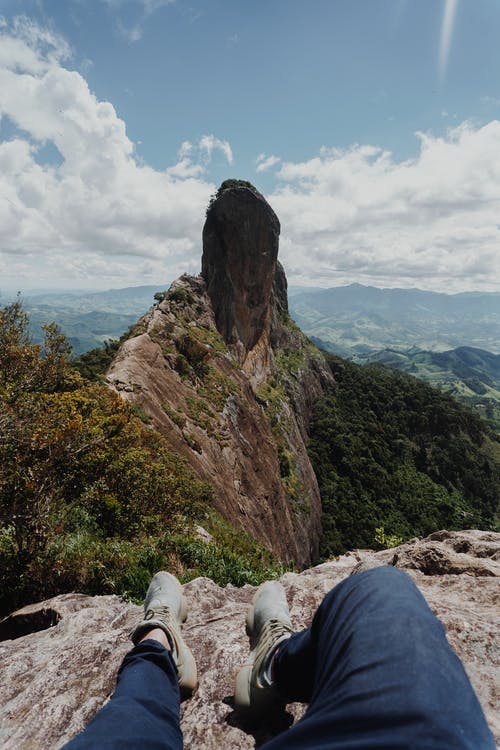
[0,530,498,748]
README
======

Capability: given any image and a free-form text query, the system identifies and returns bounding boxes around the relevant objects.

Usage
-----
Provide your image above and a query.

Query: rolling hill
[289,283,500,354]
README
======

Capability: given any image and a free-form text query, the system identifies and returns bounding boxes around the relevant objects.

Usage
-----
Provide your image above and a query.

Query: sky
[1,0,500,293]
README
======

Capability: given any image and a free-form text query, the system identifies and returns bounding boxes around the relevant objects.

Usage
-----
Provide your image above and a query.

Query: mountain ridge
[289,283,500,354]
[7,281,499,357]
[105,182,334,567]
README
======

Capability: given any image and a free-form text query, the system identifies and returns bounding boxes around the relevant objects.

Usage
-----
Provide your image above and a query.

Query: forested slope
[309,354,500,557]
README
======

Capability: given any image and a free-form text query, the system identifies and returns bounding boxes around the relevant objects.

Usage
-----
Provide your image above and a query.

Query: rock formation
[106,182,333,567]
[202,182,280,355]
[1,530,498,749]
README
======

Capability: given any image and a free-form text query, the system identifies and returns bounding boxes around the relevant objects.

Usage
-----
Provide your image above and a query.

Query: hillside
[0,298,288,617]
[289,283,500,354]
[359,346,500,432]
[309,354,500,557]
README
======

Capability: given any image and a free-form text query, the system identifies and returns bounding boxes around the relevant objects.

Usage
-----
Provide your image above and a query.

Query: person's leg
[62,634,182,750]
[263,566,495,750]
[61,572,197,750]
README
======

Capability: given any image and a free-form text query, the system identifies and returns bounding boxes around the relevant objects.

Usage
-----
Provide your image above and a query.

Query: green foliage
[0,300,215,613]
[131,404,152,424]
[176,332,210,379]
[168,287,194,305]
[255,377,310,520]
[175,353,191,379]
[72,339,120,381]
[188,324,228,354]
[179,511,290,586]
[186,396,216,433]
[28,508,289,600]
[198,364,239,411]
[309,355,500,557]
[182,430,202,453]
[374,526,403,550]
[0,301,289,613]
[356,346,500,435]
[275,347,305,378]
[162,402,186,428]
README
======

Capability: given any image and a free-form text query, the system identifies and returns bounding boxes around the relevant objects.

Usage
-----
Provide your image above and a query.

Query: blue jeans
[63,567,495,749]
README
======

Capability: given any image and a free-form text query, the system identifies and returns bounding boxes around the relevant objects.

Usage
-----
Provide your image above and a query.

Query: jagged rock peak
[202,180,281,352]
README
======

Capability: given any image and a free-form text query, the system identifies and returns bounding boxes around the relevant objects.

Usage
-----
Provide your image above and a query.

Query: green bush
[168,287,194,305]
[0,300,214,614]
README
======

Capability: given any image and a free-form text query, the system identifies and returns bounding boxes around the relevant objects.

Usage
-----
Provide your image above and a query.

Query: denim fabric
[265,566,495,750]
[61,567,495,749]
[61,640,182,750]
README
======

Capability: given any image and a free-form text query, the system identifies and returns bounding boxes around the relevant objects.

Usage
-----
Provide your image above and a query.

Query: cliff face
[1,530,498,749]
[106,182,333,567]
[202,184,280,354]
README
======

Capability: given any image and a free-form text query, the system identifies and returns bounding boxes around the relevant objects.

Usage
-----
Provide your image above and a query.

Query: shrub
[168,287,194,305]
[0,300,214,614]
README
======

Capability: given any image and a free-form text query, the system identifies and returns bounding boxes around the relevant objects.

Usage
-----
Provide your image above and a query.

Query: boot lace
[253,619,292,685]
[145,605,178,653]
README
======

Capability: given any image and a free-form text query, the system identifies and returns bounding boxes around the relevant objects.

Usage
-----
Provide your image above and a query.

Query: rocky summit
[0,530,498,749]
[106,181,333,567]
[202,181,281,354]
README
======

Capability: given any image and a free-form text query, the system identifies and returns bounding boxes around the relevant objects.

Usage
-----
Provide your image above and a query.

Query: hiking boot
[130,571,198,698]
[235,581,293,717]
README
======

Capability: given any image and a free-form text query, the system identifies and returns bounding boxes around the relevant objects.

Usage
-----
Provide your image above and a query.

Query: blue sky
[1,0,500,292]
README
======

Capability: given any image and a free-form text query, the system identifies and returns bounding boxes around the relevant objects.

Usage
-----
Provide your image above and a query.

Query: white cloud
[198,134,233,165]
[481,95,500,106]
[102,0,174,10]
[141,0,175,14]
[166,136,232,179]
[102,0,175,43]
[256,153,280,173]
[116,20,143,42]
[269,122,500,292]
[0,18,229,289]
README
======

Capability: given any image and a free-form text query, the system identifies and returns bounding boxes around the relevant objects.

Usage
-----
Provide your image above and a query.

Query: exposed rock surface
[202,183,280,354]
[106,183,333,567]
[1,530,498,749]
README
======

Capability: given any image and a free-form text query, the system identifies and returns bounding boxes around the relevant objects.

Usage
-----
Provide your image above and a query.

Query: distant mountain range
[3,281,500,431]
[4,281,498,357]
[289,283,500,355]
[1,285,162,354]
[287,283,500,431]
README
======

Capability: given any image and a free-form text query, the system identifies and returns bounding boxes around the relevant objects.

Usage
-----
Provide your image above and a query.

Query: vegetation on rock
[206,179,261,215]
[0,302,286,615]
